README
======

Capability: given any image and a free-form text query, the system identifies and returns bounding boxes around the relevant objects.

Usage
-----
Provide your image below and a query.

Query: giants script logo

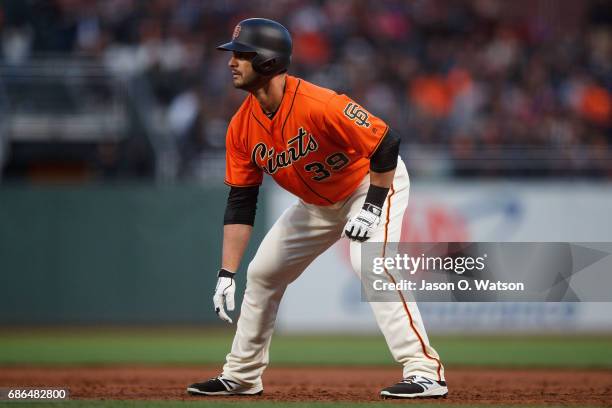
[251,127,318,174]
[343,102,371,127]
[232,25,241,40]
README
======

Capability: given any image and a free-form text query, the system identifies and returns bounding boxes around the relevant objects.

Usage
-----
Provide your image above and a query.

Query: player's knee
[246,260,263,281]
[246,259,274,286]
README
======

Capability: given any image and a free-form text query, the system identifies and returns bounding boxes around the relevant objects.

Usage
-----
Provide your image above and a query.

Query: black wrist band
[364,184,389,210]
[218,269,235,278]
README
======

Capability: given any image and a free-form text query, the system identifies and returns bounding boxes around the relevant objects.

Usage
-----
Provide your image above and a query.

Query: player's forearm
[221,224,253,272]
[221,185,259,272]
[370,168,395,189]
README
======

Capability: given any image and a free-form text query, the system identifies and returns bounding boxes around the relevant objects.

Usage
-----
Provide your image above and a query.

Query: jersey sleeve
[224,125,263,187]
[323,93,389,158]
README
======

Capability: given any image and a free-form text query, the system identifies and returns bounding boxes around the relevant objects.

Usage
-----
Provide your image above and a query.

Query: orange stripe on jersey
[224,75,388,204]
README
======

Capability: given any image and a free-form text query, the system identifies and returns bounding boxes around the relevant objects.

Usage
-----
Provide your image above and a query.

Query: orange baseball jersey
[225,75,389,206]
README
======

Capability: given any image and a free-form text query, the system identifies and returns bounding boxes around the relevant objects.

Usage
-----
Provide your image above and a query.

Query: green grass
[0,328,611,368]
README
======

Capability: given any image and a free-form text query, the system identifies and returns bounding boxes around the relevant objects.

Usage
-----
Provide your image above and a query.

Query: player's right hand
[213,269,236,324]
[343,203,382,242]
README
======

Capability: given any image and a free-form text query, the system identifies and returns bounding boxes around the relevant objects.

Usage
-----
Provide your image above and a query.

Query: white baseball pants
[222,157,444,388]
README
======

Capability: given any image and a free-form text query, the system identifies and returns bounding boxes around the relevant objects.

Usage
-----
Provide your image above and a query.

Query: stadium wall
[2,181,611,330]
[0,184,267,324]
[272,181,612,334]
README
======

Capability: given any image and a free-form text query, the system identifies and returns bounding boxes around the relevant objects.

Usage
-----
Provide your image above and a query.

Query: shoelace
[399,375,417,384]
[213,375,240,390]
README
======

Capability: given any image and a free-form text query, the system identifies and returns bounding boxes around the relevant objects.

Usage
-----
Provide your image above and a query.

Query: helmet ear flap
[252,54,278,76]
[260,58,277,74]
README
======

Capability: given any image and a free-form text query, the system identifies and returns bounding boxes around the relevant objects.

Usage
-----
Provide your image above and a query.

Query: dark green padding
[0,184,266,324]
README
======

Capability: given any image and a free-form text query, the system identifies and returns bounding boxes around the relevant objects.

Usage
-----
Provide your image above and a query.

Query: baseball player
[187,18,447,399]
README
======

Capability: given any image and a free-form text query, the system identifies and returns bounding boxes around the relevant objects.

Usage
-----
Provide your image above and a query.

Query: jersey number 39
[304,152,350,181]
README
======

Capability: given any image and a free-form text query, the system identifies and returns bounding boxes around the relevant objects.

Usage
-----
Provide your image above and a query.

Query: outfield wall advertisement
[270,182,612,333]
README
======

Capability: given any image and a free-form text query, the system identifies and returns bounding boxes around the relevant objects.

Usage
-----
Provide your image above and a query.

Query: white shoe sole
[187,387,263,396]
[380,386,448,399]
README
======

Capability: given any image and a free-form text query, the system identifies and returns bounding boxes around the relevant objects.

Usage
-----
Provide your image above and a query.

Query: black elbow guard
[370,128,400,172]
[224,186,259,226]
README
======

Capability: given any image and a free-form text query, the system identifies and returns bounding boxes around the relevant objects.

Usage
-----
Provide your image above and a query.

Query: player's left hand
[343,204,382,242]
[213,269,236,324]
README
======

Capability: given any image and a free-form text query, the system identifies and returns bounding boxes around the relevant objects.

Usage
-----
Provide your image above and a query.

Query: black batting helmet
[217,18,292,76]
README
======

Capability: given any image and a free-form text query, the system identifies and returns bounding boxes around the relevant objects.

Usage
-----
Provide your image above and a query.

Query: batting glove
[343,203,382,242]
[213,269,236,324]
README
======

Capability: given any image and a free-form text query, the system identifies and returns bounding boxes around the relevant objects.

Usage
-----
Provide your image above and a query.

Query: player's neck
[251,73,287,116]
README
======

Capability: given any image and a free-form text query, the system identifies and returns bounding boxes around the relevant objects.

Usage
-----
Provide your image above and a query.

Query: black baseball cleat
[187,375,263,396]
[380,375,448,399]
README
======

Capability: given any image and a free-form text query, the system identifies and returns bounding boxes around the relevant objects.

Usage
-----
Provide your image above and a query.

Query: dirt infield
[1,366,611,405]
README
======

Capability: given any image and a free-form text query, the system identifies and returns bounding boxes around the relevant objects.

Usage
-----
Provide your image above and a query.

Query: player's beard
[233,70,271,92]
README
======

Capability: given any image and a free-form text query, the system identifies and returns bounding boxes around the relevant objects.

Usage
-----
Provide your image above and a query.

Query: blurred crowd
[1,0,611,178]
